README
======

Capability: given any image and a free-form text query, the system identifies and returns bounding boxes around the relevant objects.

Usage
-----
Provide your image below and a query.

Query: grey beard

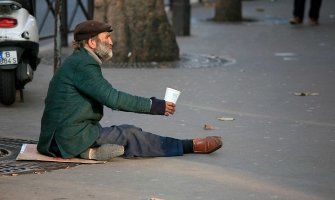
[94,40,113,62]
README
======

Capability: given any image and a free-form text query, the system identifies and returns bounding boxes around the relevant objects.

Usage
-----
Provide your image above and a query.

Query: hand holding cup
[164,87,180,116]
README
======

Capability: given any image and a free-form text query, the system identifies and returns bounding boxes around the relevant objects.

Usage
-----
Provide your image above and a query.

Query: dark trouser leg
[309,0,322,20]
[95,124,184,157]
[293,0,306,19]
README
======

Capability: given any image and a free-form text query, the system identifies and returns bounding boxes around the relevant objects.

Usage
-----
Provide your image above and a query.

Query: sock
[182,139,193,154]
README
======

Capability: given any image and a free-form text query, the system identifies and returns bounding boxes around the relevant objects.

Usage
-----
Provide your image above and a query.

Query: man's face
[93,32,113,62]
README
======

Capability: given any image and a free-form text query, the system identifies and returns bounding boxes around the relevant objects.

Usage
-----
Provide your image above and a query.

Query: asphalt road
[1,0,335,199]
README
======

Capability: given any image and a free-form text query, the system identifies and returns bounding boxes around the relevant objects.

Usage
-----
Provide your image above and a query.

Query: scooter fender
[0,46,25,70]
[0,3,39,43]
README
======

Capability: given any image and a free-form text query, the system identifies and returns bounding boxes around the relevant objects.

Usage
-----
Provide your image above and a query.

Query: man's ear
[87,38,96,49]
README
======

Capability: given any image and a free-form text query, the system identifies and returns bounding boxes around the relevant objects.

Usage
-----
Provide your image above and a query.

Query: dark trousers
[94,124,184,158]
[293,0,322,20]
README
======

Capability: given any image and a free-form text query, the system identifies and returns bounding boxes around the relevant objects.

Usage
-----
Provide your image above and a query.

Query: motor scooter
[0,0,39,105]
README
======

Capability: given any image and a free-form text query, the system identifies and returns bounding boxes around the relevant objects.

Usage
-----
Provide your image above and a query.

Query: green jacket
[37,48,151,158]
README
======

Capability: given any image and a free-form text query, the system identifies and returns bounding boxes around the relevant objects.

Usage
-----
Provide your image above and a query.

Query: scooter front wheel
[0,70,16,105]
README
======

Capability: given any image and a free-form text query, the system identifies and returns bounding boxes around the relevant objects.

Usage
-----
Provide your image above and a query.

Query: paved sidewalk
[1,0,335,199]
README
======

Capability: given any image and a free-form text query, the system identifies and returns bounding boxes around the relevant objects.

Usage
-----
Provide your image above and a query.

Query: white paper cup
[164,87,180,104]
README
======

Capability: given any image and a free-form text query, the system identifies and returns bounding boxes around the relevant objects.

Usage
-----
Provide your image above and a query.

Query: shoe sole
[80,144,124,161]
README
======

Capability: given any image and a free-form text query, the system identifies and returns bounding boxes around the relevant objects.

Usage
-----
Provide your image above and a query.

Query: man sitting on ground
[37,20,222,161]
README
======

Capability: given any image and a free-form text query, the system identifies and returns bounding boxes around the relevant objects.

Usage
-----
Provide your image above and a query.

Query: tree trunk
[94,0,179,63]
[214,0,242,22]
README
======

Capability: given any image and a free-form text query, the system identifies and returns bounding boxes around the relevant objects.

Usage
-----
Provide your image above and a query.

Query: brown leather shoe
[309,18,319,26]
[289,17,303,25]
[193,136,223,154]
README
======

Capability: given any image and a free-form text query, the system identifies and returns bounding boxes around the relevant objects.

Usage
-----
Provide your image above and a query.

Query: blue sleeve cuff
[149,97,165,115]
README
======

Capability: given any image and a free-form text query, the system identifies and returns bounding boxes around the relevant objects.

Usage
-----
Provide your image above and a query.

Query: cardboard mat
[16,144,105,164]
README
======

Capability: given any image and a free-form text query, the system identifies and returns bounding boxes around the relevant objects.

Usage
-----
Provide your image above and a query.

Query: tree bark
[94,0,179,63]
[214,0,242,22]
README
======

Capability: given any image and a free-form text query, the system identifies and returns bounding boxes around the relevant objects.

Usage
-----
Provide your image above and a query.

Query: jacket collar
[84,47,102,65]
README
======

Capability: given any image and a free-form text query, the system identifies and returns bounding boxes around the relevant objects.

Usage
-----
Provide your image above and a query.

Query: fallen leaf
[217,117,235,121]
[256,8,265,12]
[294,92,319,96]
[203,123,219,130]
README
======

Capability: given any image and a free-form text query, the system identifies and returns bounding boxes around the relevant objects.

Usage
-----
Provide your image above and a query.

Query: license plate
[0,51,18,65]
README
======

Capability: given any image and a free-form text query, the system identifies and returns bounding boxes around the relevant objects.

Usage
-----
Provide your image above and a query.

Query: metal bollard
[172,0,191,36]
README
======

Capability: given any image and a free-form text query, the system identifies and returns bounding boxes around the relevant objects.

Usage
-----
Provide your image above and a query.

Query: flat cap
[74,20,113,41]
